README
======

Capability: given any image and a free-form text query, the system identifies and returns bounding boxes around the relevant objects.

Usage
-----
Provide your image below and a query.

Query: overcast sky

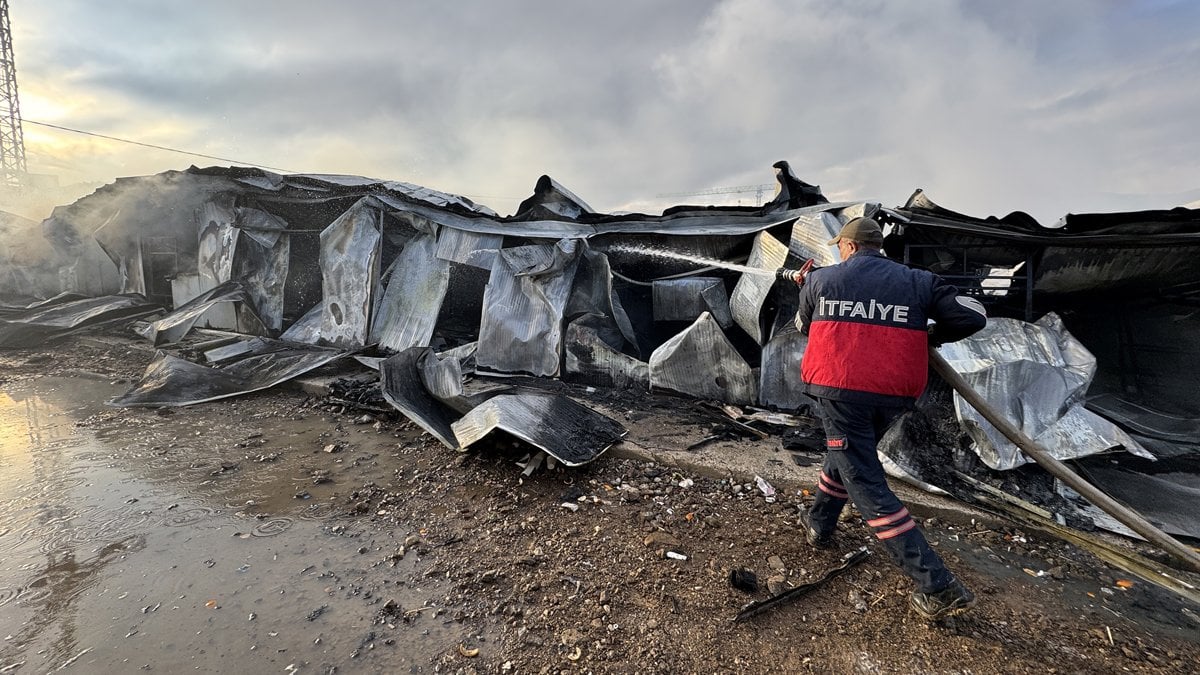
[11,0,1200,223]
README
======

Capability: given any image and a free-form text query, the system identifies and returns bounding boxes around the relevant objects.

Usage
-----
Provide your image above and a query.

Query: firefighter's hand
[927,324,944,347]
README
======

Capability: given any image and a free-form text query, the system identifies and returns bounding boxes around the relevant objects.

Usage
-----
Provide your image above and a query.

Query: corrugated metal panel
[0,294,161,348]
[136,280,266,346]
[564,314,649,390]
[279,303,322,344]
[450,393,626,466]
[648,312,756,405]
[233,230,290,332]
[651,277,732,328]
[235,206,288,249]
[435,227,503,270]
[379,348,461,449]
[110,339,345,407]
[477,240,581,377]
[758,327,813,411]
[938,313,1153,470]
[788,210,844,265]
[371,225,449,352]
[318,198,382,348]
[730,231,789,344]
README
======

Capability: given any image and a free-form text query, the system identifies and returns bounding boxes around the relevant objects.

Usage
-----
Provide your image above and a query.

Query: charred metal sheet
[379,348,462,449]
[652,278,732,328]
[763,160,829,211]
[370,221,449,352]
[0,294,161,348]
[938,314,1153,470]
[1075,461,1200,540]
[450,393,626,466]
[109,339,345,407]
[787,210,845,266]
[565,249,639,368]
[204,336,269,364]
[234,206,288,249]
[1036,242,1200,294]
[730,231,789,343]
[564,313,650,390]
[649,312,757,405]
[319,198,384,348]
[1086,394,1200,448]
[137,280,267,346]
[897,192,1200,296]
[279,303,323,344]
[439,341,478,376]
[434,227,502,270]
[513,175,594,220]
[235,233,290,333]
[377,191,854,239]
[758,328,814,411]
[477,240,582,377]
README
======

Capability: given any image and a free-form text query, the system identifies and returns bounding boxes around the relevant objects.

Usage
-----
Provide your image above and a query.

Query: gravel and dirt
[1,329,1198,674]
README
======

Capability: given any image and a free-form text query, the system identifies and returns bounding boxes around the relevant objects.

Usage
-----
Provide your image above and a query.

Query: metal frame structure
[0,0,26,187]
[902,243,1036,321]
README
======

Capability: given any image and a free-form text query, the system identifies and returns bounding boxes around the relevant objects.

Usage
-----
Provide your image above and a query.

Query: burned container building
[3,162,1200,549]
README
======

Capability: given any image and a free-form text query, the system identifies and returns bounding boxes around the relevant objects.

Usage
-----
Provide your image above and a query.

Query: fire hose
[928,348,1200,573]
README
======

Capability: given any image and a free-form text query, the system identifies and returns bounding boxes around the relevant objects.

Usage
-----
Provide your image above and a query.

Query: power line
[24,119,298,174]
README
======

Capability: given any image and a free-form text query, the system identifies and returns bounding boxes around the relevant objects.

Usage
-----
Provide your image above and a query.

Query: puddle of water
[0,378,469,672]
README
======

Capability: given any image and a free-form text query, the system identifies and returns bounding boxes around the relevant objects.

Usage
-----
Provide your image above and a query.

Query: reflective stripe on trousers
[807,397,954,593]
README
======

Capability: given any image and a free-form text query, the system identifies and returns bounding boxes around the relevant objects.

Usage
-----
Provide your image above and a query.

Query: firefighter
[780,216,987,620]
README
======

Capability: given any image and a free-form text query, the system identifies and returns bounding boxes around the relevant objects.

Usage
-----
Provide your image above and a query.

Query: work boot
[799,509,834,549]
[910,579,977,620]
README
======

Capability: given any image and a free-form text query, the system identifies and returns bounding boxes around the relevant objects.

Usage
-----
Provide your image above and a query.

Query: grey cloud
[16,0,1200,222]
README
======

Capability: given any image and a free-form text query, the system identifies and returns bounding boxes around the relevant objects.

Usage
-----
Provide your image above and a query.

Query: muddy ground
[1,330,1198,674]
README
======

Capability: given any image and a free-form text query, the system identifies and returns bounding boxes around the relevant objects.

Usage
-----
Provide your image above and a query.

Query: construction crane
[0,0,25,187]
[656,183,776,206]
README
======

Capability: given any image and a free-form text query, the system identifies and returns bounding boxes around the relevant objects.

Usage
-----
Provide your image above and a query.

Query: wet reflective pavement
[0,378,465,673]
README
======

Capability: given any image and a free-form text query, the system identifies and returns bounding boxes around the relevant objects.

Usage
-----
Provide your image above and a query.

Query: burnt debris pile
[2,163,1200,549]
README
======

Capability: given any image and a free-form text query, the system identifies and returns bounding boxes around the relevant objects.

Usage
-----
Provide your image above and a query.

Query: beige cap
[827,217,884,246]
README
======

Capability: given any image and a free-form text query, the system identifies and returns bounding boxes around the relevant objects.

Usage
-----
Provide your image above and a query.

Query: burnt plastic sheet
[730,231,789,344]
[319,198,384,348]
[136,280,267,346]
[477,240,582,377]
[938,313,1153,470]
[564,313,650,389]
[450,392,627,466]
[109,339,345,407]
[0,294,161,348]
[649,312,757,405]
[370,220,449,352]
[652,278,732,328]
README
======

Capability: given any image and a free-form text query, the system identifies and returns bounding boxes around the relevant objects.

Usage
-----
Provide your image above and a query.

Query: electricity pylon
[0,0,27,187]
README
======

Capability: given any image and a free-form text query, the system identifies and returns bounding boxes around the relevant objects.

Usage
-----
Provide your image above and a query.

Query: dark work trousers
[808,397,954,594]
